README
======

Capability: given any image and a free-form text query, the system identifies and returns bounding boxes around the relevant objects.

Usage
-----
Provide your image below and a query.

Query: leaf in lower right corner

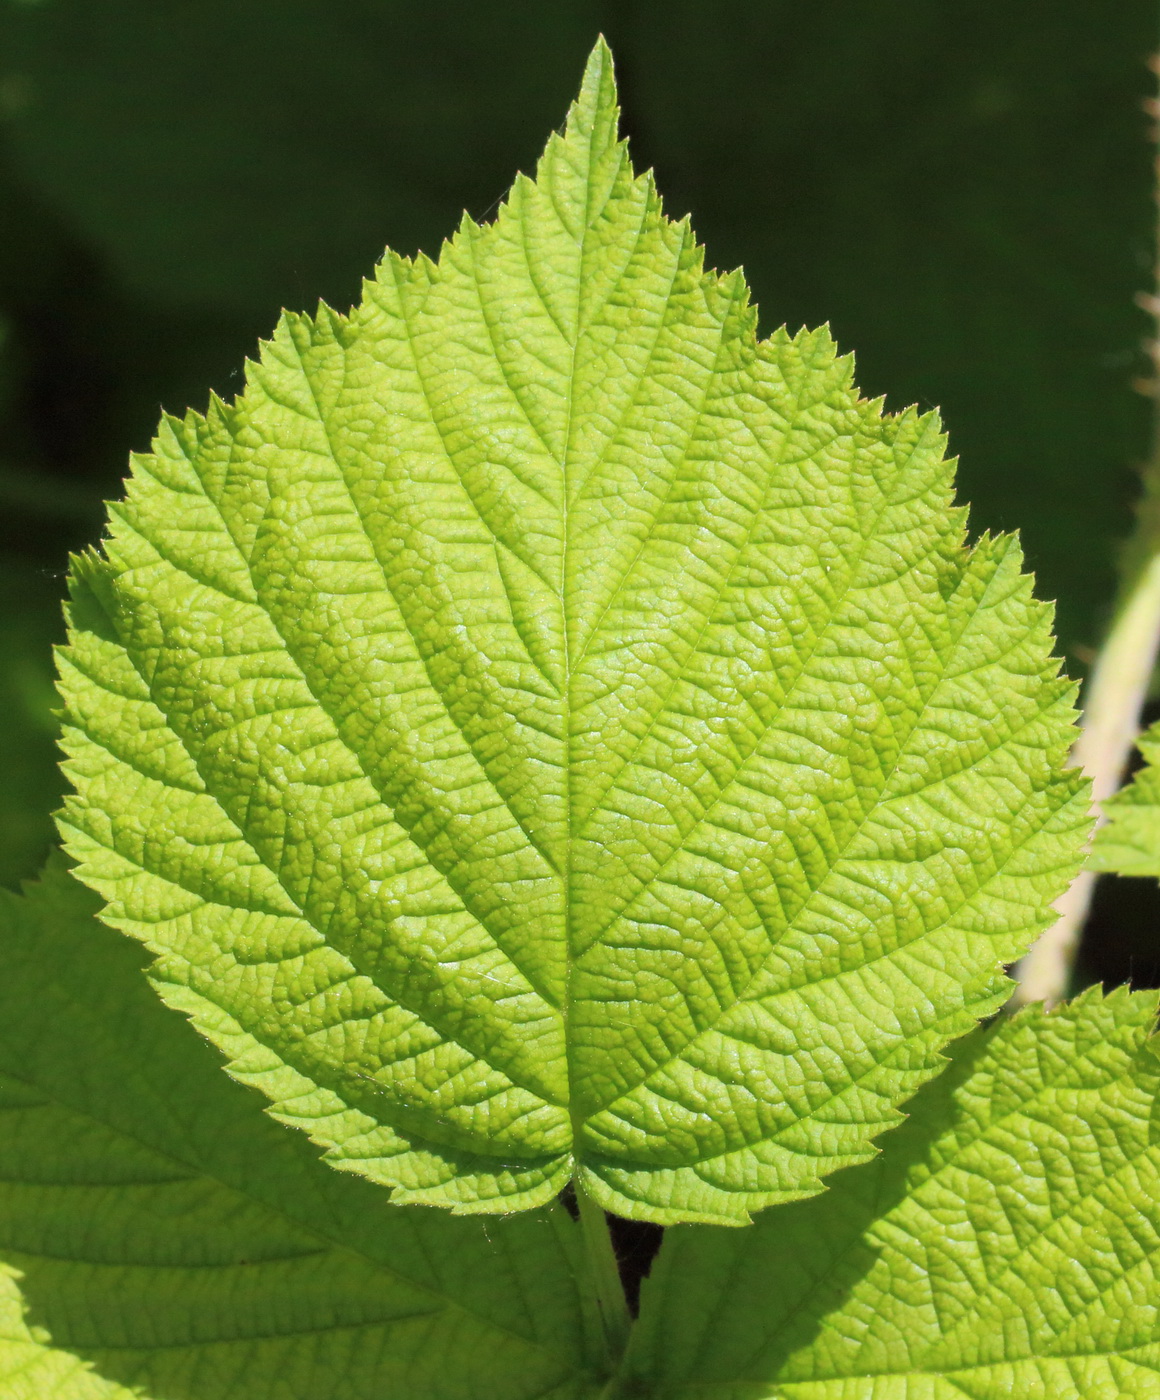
[1089,719,1160,877]
[627,987,1160,1399]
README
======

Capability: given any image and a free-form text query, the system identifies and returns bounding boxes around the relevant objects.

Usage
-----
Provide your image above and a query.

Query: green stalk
[574,1182,631,1370]
[1012,553,1160,1006]
[1013,44,1160,1007]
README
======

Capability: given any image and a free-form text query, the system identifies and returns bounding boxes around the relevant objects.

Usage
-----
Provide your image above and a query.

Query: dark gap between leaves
[558,1184,664,1316]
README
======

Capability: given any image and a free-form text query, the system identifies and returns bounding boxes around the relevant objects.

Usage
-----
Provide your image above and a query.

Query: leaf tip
[565,35,622,154]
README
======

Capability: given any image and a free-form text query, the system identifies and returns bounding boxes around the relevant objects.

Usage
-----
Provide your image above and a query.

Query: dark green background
[0,0,1154,985]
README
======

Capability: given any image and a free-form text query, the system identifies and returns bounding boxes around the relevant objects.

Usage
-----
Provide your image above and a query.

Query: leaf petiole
[574,1180,631,1371]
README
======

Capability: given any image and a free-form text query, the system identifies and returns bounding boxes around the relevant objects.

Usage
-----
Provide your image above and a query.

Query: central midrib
[560,105,602,1170]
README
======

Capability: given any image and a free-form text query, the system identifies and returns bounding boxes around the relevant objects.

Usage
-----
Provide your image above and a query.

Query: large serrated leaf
[55,40,1089,1224]
[0,860,598,1400]
[624,987,1160,1398]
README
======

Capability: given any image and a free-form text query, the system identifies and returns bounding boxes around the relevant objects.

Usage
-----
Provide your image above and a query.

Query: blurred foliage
[0,558,65,888]
[0,0,1155,980]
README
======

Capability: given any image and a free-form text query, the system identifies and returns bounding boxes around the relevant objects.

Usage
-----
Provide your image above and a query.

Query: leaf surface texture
[625,987,1160,1398]
[56,40,1088,1222]
[0,861,598,1400]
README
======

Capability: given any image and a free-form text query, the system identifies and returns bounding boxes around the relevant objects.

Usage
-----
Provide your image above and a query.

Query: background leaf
[56,43,1088,1225]
[0,859,599,1400]
[0,557,66,888]
[1089,718,1160,877]
[624,987,1160,1398]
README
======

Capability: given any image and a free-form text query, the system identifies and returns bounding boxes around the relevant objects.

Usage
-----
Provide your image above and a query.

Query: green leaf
[0,858,598,1400]
[55,40,1089,1224]
[624,987,1160,1398]
[1088,718,1160,877]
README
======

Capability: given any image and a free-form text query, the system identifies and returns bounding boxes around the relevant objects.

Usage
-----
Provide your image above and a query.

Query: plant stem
[574,1182,631,1369]
[1012,46,1160,1008]
[1011,551,1160,1007]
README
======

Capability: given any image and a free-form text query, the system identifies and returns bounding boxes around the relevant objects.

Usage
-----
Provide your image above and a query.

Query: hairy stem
[1012,553,1160,1006]
[575,1183,631,1369]
[1013,48,1160,1008]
